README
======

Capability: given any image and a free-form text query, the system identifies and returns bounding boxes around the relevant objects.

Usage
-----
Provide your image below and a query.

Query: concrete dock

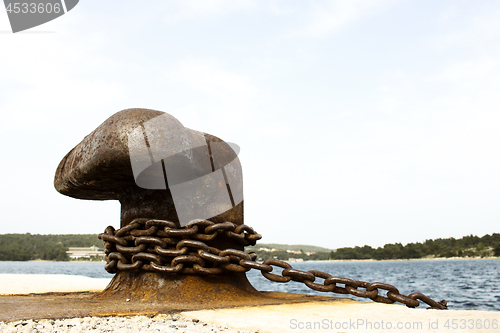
[182,300,500,333]
[1,274,498,333]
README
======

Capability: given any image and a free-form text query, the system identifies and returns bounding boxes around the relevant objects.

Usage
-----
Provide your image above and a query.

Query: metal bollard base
[98,271,263,304]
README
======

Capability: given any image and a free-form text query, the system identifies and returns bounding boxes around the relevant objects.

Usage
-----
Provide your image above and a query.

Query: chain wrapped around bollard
[99,218,448,310]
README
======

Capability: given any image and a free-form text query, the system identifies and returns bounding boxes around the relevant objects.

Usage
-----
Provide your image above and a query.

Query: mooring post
[54,108,262,303]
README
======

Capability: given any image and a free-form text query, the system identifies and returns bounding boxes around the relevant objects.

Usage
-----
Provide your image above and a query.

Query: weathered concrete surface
[0,274,340,323]
[182,301,500,333]
[0,292,341,323]
[2,274,498,333]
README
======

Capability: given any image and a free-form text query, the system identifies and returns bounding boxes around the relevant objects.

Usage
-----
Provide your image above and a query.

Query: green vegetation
[246,243,332,253]
[0,233,100,261]
[246,248,332,261]
[245,243,333,261]
[246,233,500,261]
[495,243,500,257]
[1,232,499,262]
[330,233,500,260]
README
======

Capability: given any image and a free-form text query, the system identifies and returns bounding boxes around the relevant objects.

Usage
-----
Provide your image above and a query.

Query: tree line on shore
[249,233,500,261]
[330,233,500,260]
[0,234,102,261]
[0,232,499,261]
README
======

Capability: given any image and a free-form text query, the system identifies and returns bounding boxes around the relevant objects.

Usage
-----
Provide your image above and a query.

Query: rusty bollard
[54,108,266,304]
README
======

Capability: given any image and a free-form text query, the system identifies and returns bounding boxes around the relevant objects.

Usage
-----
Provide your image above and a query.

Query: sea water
[1,259,498,311]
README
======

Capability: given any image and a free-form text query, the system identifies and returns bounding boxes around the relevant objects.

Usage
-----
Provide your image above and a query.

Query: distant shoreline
[292,256,500,263]
[0,257,497,263]
[22,260,105,263]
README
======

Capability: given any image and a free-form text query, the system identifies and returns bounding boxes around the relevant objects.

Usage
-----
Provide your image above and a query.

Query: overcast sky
[1,1,499,249]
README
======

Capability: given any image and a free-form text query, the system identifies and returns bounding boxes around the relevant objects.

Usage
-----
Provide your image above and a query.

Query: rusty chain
[98,218,448,310]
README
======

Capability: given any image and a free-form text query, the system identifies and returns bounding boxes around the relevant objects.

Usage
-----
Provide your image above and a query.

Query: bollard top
[55,108,163,200]
[54,108,243,226]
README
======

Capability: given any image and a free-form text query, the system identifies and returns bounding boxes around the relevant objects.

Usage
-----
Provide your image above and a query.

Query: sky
[0,0,499,250]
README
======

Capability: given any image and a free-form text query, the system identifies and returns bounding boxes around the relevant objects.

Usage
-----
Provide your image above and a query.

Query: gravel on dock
[0,314,257,333]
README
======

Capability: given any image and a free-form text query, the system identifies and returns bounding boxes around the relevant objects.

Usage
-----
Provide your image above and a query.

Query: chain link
[98,218,447,310]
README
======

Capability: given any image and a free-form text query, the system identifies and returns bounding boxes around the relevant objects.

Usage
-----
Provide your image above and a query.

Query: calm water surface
[1,259,498,311]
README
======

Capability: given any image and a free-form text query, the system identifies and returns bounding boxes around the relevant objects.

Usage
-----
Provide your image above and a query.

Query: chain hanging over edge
[98,218,448,310]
